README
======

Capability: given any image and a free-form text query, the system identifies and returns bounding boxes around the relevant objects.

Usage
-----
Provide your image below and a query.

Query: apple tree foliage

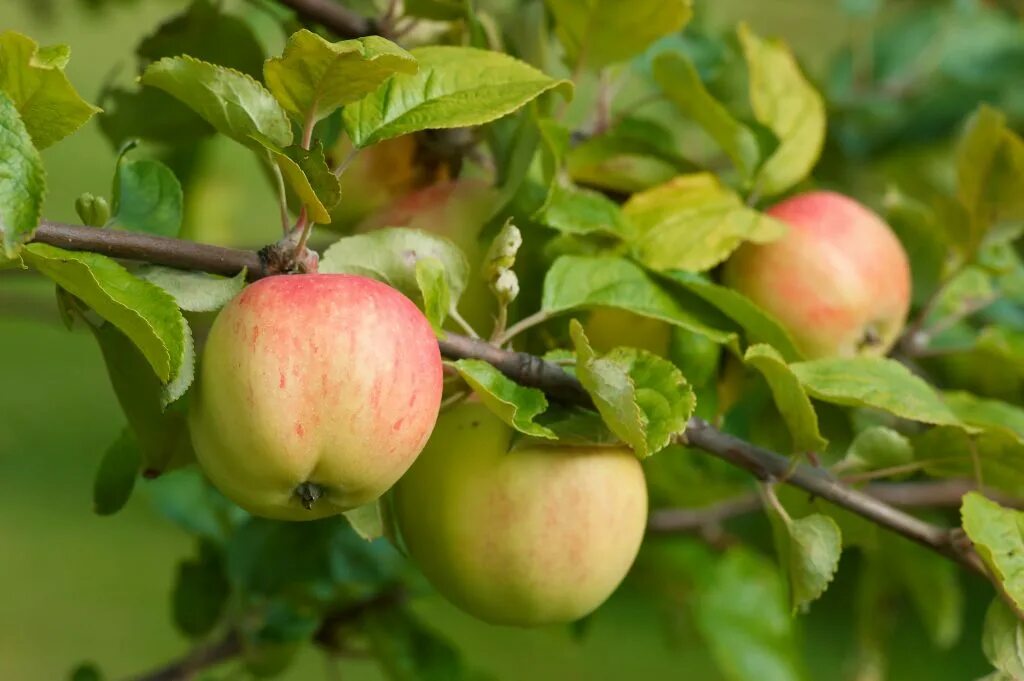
[5,0,1024,679]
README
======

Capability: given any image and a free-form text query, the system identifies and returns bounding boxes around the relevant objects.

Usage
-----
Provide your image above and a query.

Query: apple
[327,135,427,230]
[188,274,443,521]
[393,400,648,626]
[583,308,672,356]
[723,191,911,358]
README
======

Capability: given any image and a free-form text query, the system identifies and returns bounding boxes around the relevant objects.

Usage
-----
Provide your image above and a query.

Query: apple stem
[295,482,325,510]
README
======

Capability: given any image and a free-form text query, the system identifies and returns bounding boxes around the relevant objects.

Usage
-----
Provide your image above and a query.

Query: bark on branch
[28,221,986,575]
[274,0,377,39]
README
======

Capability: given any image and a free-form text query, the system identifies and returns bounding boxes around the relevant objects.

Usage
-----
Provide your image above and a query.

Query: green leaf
[694,548,805,681]
[945,391,1024,445]
[956,104,1024,255]
[0,91,45,257]
[878,533,963,649]
[534,183,629,238]
[840,426,914,471]
[541,255,734,344]
[136,0,265,78]
[983,598,1024,679]
[320,228,469,310]
[343,501,385,541]
[89,322,194,475]
[265,30,416,125]
[744,344,826,453]
[35,43,70,69]
[450,359,556,439]
[110,156,183,237]
[69,663,104,681]
[0,31,100,149]
[567,117,690,194]
[623,173,786,273]
[414,257,450,333]
[23,243,186,384]
[667,271,803,361]
[92,427,140,516]
[149,468,246,543]
[173,541,230,638]
[140,55,292,149]
[261,141,340,224]
[570,320,694,458]
[738,24,825,197]
[343,46,572,148]
[790,357,961,427]
[545,0,693,70]
[962,492,1024,612]
[134,266,245,313]
[364,606,466,681]
[653,52,759,180]
[770,510,842,612]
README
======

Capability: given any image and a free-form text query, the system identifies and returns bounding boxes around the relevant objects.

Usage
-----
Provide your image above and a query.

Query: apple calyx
[294,482,325,510]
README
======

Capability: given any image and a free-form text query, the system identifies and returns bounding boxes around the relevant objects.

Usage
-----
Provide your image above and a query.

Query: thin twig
[267,152,291,236]
[274,0,376,38]
[495,309,550,345]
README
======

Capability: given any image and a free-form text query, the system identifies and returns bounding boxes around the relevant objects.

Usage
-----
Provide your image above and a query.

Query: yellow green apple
[393,400,648,626]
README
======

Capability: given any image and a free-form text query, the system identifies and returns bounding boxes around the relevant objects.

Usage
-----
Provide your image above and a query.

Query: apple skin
[188,274,443,521]
[583,308,672,356]
[393,401,648,626]
[723,191,911,358]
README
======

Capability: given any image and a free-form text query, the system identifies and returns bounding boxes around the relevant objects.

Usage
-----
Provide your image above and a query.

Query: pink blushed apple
[724,191,912,358]
[188,274,443,520]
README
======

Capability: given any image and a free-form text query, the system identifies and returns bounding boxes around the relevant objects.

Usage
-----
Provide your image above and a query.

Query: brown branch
[26,221,988,577]
[274,0,378,39]
[128,631,241,681]
[648,479,1023,533]
[128,588,405,681]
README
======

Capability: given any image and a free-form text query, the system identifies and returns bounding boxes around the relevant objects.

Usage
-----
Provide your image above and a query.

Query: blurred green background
[0,0,1010,678]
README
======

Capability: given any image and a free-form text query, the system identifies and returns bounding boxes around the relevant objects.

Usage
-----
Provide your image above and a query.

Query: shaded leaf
[450,359,556,439]
[173,541,230,638]
[623,173,786,273]
[982,598,1024,679]
[364,606,467,681]
[771,510,842,612]
[343,501,384,541]
[945,390,1024,445]
[840,426,913,471]
[110,156,183,237]
[414,257,450,332]
[694,548,806,681]
[653,52,759,179]
[92,427,140,516]
[344,46,571,148]
[261,140,340,224]
[89,322,194,475]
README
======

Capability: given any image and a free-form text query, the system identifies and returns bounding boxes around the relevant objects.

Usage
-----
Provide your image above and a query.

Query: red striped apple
[188,274,443,520]
[393,400,648,626]
[724,191,911,358]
